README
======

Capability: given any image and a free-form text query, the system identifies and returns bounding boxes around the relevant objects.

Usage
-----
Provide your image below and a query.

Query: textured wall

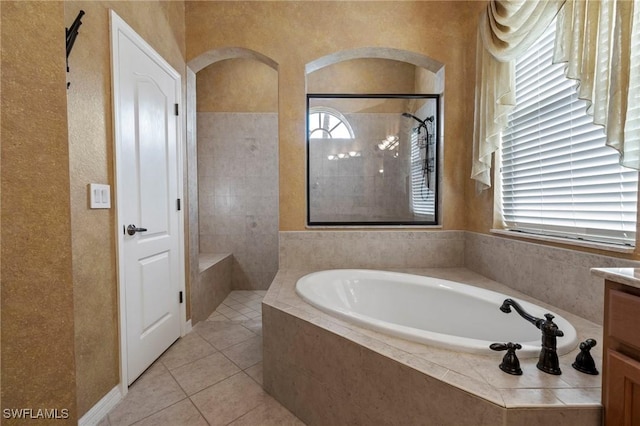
[1,2,77,423]
[307,58,417,94]
[197,58,278,113]
[186,0,486,231]
[64,0,186,418]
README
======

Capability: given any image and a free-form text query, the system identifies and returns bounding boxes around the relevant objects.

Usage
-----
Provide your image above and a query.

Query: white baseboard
[78,386,122,426]
[79,320,191,425]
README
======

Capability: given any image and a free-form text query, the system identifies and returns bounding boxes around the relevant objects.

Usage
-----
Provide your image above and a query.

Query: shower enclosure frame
[306,93,440,227]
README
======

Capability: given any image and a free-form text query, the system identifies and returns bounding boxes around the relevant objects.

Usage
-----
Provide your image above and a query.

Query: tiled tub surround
[198,112,279,290]
[280,230,640,325]
[465,232,640,325]
[279,231,465,270]
[263,268,603,425]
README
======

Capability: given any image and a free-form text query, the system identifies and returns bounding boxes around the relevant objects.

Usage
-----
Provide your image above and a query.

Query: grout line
[218,351,247,374]
[238,321,263,336]
[127,395,191,425]
[223,400,268,426]
[244,366,264,389]
[161,344,219,373]
[168,355,244,401]
[106,291,269,425]
[188,394,212,426]
[166,366,192,399]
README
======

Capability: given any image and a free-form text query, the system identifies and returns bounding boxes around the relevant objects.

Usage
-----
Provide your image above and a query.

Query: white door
[111,11,184,385]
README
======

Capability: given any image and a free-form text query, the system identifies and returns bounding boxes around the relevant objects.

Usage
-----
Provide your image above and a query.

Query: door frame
[110,10,187,395]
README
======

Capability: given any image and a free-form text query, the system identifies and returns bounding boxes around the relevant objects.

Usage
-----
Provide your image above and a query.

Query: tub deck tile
[263,267,603,417]
[441,369,505,406]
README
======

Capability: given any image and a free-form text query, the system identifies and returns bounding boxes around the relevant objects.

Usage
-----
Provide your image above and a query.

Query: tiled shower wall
[308,113,411,222]
[198,112,279,290]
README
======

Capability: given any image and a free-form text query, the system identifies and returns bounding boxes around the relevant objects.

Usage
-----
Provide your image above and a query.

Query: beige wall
[308,59,422,114]
[1,1,186,422]
[65,1,186,417]
[186,0,485,232]
[1,2,77,423]
[197,58,278,112]
[307,58,417,94]
[4,0,633,423]
[415,66,444,94]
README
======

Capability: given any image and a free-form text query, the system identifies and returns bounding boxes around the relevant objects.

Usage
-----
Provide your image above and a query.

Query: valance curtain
[471,0,564,190]
[554,0,640,170]
[472,0,640,190]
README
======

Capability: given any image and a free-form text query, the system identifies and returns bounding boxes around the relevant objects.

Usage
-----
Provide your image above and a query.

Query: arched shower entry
[186,48,279,323]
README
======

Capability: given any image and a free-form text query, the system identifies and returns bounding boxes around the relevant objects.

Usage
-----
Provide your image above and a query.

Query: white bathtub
[296,269,578,357]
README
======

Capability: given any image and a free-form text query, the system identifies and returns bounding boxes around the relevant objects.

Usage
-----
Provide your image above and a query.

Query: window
[308,107,354,139]
[500,22,638,246]
[410,121,436,217]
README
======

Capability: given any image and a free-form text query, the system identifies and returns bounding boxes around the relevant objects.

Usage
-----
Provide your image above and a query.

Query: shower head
[402,113,434,127]
[402,112,423,124]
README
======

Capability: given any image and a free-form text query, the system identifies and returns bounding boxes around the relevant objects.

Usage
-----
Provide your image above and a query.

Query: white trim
[184,319,192,334]
[78,386,123,426]
[176,71,187,339]
[490,228,635,254]
[109,9,186,391]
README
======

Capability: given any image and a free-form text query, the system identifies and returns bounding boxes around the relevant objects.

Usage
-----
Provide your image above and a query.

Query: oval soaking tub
[296,269,578,356]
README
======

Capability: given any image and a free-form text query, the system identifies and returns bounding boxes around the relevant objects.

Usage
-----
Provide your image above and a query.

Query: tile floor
[102,291,304,426]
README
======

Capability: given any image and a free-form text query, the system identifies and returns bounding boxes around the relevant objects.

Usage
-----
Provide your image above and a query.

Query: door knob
[127,224,148,236]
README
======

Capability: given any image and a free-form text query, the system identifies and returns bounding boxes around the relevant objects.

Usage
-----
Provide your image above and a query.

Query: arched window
[308,107,354,139]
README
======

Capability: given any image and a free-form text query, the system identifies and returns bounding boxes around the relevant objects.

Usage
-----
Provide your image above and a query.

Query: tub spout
[500,299,540,326]
[499,299,564,375]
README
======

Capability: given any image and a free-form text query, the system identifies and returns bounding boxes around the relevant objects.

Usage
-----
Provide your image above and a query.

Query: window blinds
[410,130,435,216]
[500,22,638,246]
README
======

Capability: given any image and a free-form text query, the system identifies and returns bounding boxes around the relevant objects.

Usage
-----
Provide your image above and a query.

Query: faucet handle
[572,338,599,375]
[490,342,523,375]
[542,313,564,337]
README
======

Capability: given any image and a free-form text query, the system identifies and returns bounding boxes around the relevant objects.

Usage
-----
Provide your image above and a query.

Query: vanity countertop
[591,267,640,289]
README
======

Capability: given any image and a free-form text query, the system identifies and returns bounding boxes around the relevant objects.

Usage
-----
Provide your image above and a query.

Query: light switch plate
[89,183,111,209]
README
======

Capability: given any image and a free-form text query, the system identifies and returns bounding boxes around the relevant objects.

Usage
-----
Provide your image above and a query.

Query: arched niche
[186,47,280,323]
[305,48,443,226]
[306,47,442,74]
[306,47,444,95]
[189,47,278,73]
